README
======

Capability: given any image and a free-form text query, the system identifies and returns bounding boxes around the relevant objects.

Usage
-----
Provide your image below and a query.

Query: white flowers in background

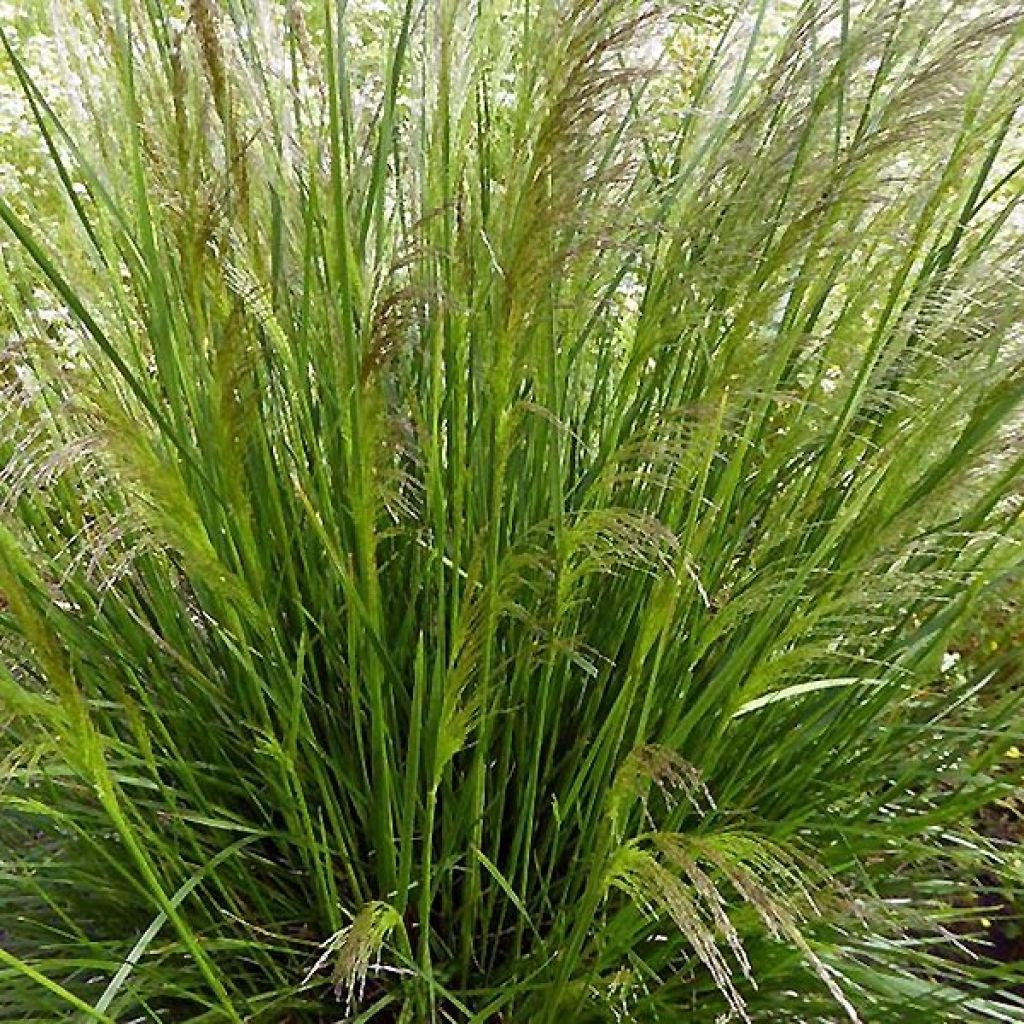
[1,9,103,209]
[821,364,842,394]
[617,272,644,317]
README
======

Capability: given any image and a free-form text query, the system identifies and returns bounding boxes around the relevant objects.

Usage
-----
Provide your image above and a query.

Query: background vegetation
[1,0,1024,1020]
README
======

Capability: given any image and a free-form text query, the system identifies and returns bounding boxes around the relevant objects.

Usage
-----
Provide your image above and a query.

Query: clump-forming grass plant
[2,0,1024,1020]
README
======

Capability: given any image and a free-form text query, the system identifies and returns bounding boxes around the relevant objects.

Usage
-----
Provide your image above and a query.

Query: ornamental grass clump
[2,0,1024,1020]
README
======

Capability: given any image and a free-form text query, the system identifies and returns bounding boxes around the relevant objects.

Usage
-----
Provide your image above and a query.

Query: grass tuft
[2,0,1024,1020]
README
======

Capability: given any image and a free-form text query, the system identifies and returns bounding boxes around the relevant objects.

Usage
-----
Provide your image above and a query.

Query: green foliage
[1,0,1024,1020]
